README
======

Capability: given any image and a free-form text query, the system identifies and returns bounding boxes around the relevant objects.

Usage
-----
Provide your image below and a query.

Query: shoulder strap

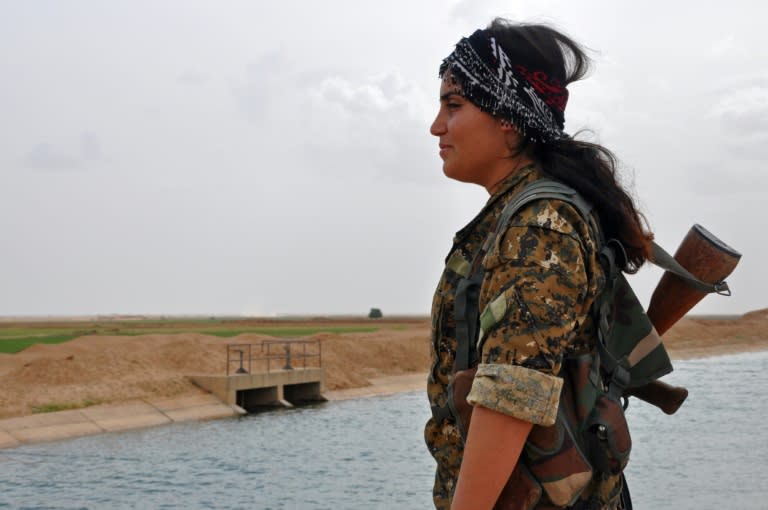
[470,179,594,275]
[453,270,484,372]
[492,179,594,242]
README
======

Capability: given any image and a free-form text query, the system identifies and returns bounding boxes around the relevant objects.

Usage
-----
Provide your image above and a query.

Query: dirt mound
[742,308,768,321]
[657,313,768,359]
[316,329,430,390]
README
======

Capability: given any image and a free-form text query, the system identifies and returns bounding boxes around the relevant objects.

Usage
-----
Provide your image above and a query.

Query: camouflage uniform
[425,164,623,509]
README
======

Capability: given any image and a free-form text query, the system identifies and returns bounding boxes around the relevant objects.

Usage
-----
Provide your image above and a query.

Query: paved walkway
[324,372,425,400]
[0,390,244,449]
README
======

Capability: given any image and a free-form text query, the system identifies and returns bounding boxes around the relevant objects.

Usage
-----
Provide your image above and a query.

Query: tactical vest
[433,179,730,509]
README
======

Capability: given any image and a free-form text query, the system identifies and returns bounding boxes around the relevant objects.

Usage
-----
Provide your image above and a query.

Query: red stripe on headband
[515,65,568,112]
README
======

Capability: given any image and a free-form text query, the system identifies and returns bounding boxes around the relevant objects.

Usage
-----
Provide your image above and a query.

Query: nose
[430,111,446,137]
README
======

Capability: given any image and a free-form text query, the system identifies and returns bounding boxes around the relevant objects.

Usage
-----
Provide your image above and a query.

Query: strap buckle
[612,365,631,389]
[714,281,731,296]
[607,364,631,400]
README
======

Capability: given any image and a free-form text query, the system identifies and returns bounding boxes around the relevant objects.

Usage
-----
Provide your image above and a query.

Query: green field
[0,318,402,354]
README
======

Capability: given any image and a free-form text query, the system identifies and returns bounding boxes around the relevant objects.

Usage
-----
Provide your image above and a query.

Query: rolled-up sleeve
[466,363,562,426]
[466,200,595,426]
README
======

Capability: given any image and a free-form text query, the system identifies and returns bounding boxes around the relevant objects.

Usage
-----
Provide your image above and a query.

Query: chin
[442,163,461,181]
[442,164,473,185]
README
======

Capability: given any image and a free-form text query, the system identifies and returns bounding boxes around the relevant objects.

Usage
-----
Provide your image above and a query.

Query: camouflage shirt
[425,164,622,509]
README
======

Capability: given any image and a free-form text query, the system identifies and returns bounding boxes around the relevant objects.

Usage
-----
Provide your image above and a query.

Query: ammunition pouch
[567,353,632,476]
[584,393,631,475]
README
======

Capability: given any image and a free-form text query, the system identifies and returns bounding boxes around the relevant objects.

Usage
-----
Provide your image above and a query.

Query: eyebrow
[440,92,463,102]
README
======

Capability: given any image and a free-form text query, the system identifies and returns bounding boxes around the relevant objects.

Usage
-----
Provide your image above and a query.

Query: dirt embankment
[0,311,766,420]
[662,311,768,359]
[0,327,431,419]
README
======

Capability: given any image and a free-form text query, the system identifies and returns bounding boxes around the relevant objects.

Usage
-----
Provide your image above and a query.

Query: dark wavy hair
[486,19,653,270]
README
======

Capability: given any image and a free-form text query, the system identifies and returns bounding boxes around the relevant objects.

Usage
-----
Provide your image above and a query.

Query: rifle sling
[650,242,731,295]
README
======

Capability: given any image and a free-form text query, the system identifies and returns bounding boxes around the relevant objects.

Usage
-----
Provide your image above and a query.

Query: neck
[485,157,535,195]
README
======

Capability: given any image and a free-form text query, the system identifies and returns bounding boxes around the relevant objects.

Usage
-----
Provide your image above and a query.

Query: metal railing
[226,339,322,375]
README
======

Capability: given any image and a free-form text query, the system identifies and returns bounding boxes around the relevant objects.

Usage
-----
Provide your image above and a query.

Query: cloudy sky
[1,0,765,317]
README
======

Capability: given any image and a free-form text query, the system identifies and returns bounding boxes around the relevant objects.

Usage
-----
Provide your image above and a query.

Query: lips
[439,144,452,158]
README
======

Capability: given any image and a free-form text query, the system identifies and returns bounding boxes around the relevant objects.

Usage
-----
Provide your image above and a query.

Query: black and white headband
[439,29,569,144]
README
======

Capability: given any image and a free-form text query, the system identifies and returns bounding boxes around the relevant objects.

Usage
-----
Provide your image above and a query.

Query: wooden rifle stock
[625,381,689,415]
[625,225,741,414]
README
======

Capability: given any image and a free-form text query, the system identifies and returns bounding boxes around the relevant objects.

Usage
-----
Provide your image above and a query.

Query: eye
[446,102,461,110]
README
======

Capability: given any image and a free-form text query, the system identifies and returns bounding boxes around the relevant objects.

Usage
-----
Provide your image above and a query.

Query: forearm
[451,405,533,510]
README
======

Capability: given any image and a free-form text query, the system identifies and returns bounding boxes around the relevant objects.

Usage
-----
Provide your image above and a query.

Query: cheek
[463,129,497,162]
[478,123,508,153]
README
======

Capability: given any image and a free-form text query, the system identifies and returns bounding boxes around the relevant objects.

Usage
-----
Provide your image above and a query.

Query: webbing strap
[453,270,483,371]
[650,242,731,295]
[431,404,452,423]
[595,334,631,400]
[493,180,594,242]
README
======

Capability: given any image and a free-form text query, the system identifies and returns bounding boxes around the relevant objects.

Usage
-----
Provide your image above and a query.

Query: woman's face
[430,77,519,191]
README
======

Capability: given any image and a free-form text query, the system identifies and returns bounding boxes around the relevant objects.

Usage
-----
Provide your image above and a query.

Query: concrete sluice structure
[189,368,326,412]
[190,340,326,412]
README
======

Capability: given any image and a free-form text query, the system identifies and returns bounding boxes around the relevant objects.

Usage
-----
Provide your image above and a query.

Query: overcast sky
[1,0,765,317]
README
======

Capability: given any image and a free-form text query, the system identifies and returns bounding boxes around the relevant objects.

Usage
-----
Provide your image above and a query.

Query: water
[1,351,767,509]
[624,350,768,509]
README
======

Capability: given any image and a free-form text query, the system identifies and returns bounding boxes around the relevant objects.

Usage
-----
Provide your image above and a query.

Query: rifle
[625,224,741,414]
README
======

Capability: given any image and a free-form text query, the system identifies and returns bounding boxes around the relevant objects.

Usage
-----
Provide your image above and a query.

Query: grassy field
[31,399,102,414]
[0,317,425,354]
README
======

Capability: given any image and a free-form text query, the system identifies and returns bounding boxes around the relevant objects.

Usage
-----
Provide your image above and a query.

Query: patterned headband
[439,29,568,144]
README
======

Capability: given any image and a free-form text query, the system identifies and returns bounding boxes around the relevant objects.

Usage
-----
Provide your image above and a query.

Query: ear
[499,120,516,133]
[501,122,524,148]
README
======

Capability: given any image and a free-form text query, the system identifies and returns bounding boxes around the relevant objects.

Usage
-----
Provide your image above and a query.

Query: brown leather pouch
[585,393,631,475]
[447,366,477,442]
[525,411,593,507]
[494,462,543,510]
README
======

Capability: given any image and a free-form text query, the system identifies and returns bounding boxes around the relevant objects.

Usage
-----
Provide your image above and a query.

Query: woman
[425,19,653,510]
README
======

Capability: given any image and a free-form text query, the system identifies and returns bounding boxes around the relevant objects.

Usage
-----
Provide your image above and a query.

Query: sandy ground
[1,311,767,421]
